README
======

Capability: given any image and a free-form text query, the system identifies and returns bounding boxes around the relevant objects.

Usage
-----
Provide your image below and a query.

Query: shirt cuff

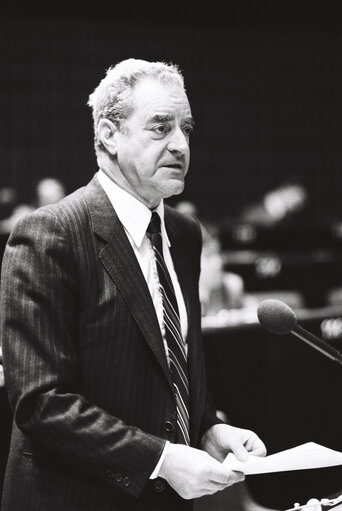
[149,441,170,479]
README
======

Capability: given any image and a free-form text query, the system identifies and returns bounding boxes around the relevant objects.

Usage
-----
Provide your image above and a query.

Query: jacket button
[164,420,175,432]
[115,473,123,483]
[106,468,115,480]
[154,479,166,493]
[123,476,130,487]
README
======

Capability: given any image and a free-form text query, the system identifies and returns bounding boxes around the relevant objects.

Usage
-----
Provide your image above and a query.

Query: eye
[152,124,169,136]
[182,125,193,137]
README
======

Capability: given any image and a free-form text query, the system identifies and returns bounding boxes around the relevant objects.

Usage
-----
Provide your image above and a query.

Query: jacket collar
[96,169,171,249]
[84,175,173,389]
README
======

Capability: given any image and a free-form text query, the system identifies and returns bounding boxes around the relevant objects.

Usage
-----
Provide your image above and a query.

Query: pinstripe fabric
[0,176,221,511]
[147,212,190,445]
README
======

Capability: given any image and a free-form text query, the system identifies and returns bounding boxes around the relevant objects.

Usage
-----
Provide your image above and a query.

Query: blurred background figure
[0,188,18,222]
[199,225,245,316]
[173,199,199,217]
[35,177,66,208]
[174,200,246,317]
[0,178,66,235]
[239,182,309,227]
[0,184,33,236]
[0,203,35,235]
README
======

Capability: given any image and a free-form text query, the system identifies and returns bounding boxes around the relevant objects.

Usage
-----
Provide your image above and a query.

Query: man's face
[114,77,193,208]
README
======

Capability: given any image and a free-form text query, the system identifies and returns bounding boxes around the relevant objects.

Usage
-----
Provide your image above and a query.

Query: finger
[208,468,230,484]
[204,481,232,492]
[229,470,245,484]
[209,467,245,485]
[245,435,267,457]
[249,444,267,457]
[229,440,250,461]
[202,481,233,495]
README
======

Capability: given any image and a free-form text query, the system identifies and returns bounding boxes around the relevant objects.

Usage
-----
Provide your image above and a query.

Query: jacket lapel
[84,177,173,389]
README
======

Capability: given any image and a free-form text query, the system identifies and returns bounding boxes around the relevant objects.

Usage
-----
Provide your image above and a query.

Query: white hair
[87,58,185,150]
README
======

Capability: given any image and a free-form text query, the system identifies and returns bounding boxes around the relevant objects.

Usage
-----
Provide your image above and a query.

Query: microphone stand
[292,324,342,365]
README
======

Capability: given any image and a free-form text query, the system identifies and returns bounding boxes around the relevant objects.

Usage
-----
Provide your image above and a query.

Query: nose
[167,127,189,156]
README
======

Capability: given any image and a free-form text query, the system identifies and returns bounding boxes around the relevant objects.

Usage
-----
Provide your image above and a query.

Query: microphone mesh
[257,299,297,335]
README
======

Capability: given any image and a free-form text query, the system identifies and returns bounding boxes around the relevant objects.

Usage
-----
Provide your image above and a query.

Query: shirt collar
[97,169,171,249]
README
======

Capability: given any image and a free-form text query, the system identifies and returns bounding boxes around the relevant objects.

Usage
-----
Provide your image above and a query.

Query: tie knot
[147,212,161,236]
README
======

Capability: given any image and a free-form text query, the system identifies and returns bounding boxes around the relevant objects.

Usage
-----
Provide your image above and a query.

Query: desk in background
[202,306,342,510]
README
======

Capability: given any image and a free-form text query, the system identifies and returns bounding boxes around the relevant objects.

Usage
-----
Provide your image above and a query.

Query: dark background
[1,0,342,223]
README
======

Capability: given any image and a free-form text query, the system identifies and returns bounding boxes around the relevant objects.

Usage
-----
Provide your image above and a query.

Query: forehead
[130,77,192,122]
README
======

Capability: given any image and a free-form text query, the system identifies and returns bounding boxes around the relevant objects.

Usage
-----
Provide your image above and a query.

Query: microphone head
[257,299,297,335]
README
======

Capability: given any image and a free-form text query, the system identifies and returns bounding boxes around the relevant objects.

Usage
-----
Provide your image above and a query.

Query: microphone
[257,299,342,365]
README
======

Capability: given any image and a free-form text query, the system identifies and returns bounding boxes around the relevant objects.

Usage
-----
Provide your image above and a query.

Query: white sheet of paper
[223,442,342,475]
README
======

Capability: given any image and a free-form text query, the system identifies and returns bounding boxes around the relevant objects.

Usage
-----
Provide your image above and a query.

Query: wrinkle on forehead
[131,78,192,124]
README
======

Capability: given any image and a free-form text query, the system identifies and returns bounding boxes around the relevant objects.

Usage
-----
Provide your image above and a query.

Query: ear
[98,119,118,155]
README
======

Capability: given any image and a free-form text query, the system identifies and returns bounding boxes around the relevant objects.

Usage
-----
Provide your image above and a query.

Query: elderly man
[1,58,266,511]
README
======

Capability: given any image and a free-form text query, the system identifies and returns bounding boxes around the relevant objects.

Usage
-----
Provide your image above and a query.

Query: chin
[164,183,185,200]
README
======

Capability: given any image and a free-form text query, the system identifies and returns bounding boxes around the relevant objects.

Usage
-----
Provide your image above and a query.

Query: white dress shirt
[97,169,188,478]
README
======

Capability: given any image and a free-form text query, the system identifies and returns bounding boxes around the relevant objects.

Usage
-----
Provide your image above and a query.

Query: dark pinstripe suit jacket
[0,175,220,511]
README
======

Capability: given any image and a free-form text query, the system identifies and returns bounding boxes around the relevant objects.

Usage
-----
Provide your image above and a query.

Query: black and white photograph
[1,2,342,510]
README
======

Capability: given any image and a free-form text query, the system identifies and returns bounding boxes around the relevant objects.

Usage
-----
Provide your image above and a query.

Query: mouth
[162,163,183,170]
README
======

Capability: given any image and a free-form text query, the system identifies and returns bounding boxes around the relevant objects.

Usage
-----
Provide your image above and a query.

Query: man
[1,58,266,511]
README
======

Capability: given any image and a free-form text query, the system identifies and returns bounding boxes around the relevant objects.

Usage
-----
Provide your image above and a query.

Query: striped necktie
[147,212,190,445]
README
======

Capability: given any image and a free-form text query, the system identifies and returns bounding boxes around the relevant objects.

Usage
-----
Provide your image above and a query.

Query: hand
[201,423,267,463]
[158,443,245,500]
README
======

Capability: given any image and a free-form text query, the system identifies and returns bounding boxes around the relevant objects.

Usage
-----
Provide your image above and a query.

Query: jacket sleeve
[0,209,165,497]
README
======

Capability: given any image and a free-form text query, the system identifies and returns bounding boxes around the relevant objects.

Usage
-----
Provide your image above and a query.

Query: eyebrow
[149,114,195,126]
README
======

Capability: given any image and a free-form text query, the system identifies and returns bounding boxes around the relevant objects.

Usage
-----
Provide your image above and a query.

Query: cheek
[138,150,163,176]
[118,142,143,171]
[118,137,166,179]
